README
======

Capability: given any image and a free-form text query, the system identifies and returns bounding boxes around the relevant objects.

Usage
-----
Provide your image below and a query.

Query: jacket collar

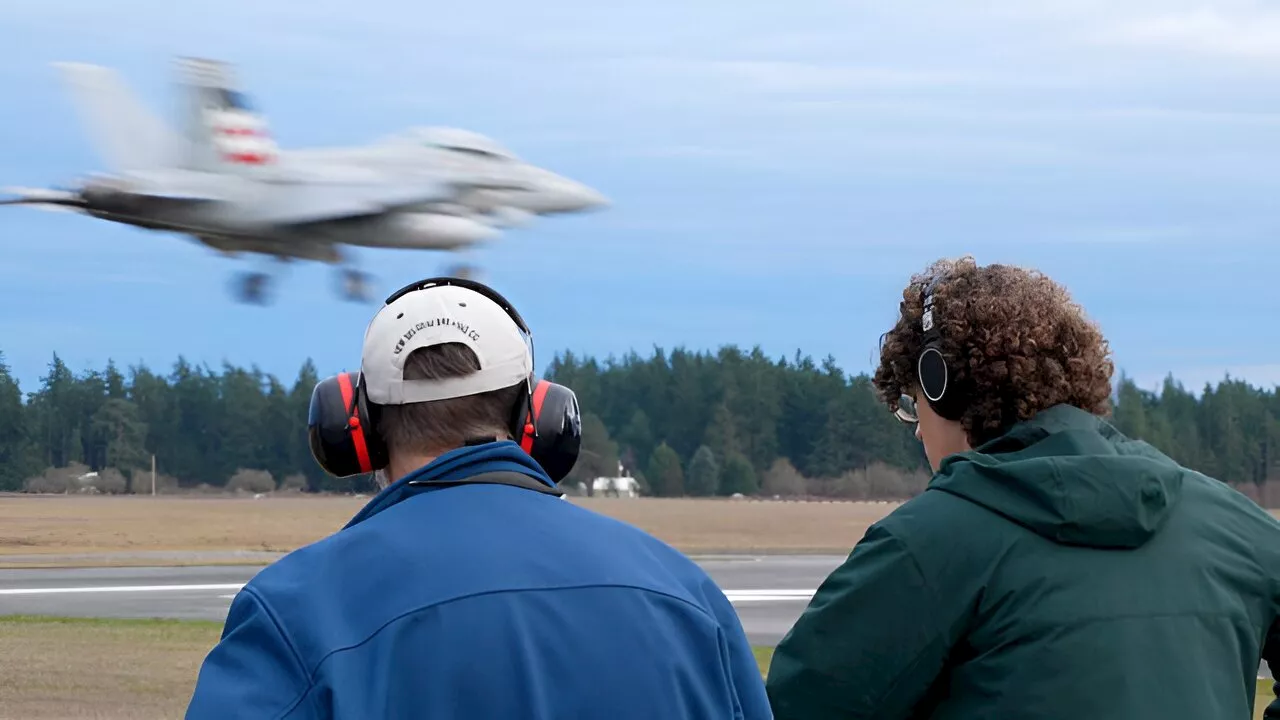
[343,440,555,530]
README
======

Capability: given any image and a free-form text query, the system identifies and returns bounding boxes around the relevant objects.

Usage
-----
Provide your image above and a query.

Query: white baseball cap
[360,282,532,405]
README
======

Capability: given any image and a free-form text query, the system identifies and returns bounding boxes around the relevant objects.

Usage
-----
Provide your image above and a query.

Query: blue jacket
[185,441,771,719]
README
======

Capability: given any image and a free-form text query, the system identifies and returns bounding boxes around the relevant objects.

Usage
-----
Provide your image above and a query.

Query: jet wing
[114,170,227,202]
[0,187,87,212]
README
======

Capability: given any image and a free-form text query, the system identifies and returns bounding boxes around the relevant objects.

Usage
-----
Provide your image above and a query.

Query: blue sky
[1,1,1278,396]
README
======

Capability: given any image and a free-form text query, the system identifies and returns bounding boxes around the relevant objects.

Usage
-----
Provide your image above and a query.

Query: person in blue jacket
[185,276,771,720]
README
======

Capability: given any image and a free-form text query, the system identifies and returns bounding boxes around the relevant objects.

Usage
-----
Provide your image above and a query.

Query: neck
[344,440,554,531]
[381,436,519,488]
[384,453,438,487]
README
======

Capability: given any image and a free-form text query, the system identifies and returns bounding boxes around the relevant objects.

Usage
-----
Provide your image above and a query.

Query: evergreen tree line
[0,348,1276,508]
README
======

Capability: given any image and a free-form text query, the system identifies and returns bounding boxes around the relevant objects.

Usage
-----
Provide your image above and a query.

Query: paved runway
[0,555,843,645]
[0,556,1271,680]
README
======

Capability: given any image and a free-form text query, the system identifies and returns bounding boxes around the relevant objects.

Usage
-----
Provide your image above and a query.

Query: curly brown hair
[872,256,1115,446]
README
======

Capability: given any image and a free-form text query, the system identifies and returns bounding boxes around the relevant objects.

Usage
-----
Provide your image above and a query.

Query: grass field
[0,616,1272,719]
[2,494,1276,568]
[0,494,905,566]
[0,616,221,719]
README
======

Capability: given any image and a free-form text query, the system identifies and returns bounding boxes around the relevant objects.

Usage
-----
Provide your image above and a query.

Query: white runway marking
[723,589,816,603]
[0,583,245,596]
[0,583,817,603]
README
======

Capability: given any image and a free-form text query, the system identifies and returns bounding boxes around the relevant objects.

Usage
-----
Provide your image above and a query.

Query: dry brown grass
[0,617,1271,719]
[576,497,896,552]
[0,495,898,566]
[0,616,222,720]
[0,494,365,561]
[0,494,1275,568]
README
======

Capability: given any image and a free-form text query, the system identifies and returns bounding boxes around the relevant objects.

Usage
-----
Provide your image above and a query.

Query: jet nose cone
[562,180,609,211]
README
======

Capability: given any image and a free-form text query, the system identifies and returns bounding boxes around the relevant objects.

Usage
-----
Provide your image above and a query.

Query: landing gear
[229,254,290,306]
[337,268,373,302]
[443,262,480,281]
[234,272,272,305]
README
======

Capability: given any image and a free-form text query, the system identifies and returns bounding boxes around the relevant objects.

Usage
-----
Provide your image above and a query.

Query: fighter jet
[1,58,609,304]
[289,126,610,230]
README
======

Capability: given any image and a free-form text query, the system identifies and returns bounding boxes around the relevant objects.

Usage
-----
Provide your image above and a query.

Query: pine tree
[719,452,759,496]
[0,344,1273,508]
[646,442,685,497]
[685,445,720,497]
[0,353,33,490]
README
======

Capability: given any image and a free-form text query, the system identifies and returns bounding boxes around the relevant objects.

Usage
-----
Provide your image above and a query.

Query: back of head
[376,342,525,459]
[872,257,1192,550]
[308,276,583,484]
[873,256,1116,447]
[358,279,537,479]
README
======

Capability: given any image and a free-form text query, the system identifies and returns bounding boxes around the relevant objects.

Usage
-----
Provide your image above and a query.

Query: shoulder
[1172,469,1280,555]
[1177,470,1280,584]
[553,498,730,604]
[236,511,448,674]
[1181,468,1279,528]
[861,487,1013,598]
[503,494,740,625]
[875,486,1002,553]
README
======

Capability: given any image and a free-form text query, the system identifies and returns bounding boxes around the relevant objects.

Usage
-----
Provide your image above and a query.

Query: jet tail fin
[52,62,180,173]
[174,57,280,173]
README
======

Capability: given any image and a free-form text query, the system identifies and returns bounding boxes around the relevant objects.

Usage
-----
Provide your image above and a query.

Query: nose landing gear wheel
[443,263,480,281]
[233,272,272,305]
[339,269,373,302]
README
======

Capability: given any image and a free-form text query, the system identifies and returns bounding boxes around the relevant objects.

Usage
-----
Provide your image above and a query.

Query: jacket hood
[929,404,1185,549]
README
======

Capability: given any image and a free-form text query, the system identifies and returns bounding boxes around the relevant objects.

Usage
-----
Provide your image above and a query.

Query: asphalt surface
[0,555,843,645]
[0,556,1271,680]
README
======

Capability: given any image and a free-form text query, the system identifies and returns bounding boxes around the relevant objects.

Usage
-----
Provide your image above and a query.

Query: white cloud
[1092,105,1280,125]
[610,145,770,165]
[698,61,1017,94]
[598,56,1086,104]
[1098,7,1280,61]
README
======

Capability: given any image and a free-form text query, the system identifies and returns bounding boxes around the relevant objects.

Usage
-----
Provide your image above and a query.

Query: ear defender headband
[307,276,583,483]
[915,273,969,422]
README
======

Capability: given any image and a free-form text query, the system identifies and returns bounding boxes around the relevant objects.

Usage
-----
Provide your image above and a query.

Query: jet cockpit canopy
[387,126,520,161]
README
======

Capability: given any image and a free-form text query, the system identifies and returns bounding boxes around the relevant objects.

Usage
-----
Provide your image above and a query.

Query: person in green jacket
[766,256,1280,719]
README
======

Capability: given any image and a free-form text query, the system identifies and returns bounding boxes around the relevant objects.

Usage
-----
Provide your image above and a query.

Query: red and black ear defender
[306,276,583,483]
[307,371,388,479]
[915,274,971,422]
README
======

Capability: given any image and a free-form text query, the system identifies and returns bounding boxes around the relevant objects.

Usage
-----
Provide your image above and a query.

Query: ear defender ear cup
[917,344,967,422]
[918,345,949,405]
[308,372,389,478]
[913,272,973,423]
[512,378,582,483]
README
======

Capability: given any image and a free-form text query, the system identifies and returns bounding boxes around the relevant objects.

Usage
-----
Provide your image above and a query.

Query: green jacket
[766,404,1280,719]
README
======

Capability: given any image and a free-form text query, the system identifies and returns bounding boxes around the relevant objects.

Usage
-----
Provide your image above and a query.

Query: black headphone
[307,276,582,483]
[915,273,970,422]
